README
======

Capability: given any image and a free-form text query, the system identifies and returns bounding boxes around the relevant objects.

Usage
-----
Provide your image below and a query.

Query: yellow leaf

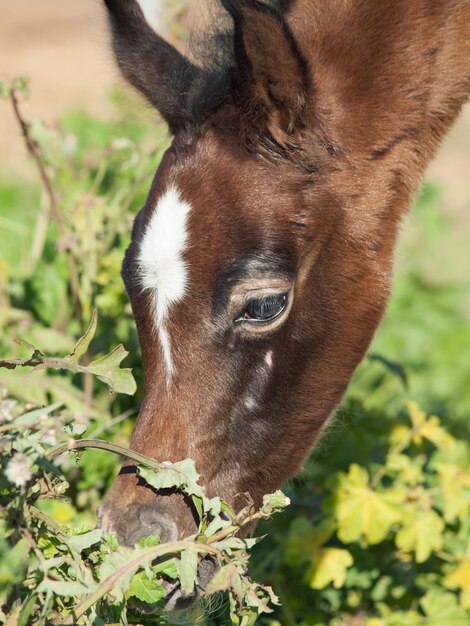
[285,517,335,565]
[389,423,412,448]
[386,453,424,485]
[437,463,470,523]
[407,401,455,452]
[395,506,444,563]
[44,501,76,524]
[333,464,404,545]
[445,559,470,609]
[307,547,353,590]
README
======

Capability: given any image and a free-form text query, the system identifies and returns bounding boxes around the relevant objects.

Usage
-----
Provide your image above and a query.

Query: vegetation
[1,77,469,625]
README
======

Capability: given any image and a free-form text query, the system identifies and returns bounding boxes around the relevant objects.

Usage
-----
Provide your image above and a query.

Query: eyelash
[235,293,288,324]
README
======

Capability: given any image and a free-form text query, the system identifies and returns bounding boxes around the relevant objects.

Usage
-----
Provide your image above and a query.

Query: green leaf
[27,262,68,326]
[0,538,29,591]
[14,402,63,427]
[420,590,469,626]
[1,370,98,417]
[154,558,178,580]
[0,328,136,396]
[368,611,423,626]
[99,547,140,602]
[139,458,203,498]
[68,529,102,554]
[177,547,198,596]
[205,563,244,598]
[27,326,75,354]
[103,534,119,551]
[36,579,93,597]
[63,421,87,437]
[138,535,160,548]
[244,585,275,614]
[127,571,165,604]
[260,491,290,517]
[307,547,354,590]
[66,310,97,363]
[37,535,60,560]
[17,593,37,626]
[86,345,136,396]
[204,513,232,537]
[211,537,247,554]
[368,353,408,389]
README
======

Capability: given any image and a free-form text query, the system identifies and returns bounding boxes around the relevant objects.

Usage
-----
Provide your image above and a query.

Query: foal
[99,0,470,586]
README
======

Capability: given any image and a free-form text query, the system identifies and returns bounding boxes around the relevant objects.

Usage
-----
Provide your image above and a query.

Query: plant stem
[45,439,168,470]
[205,512,263,546]
[9,86,84,333]
[29,506,70,542]
[436,550,456,563]
[370,434,412,488]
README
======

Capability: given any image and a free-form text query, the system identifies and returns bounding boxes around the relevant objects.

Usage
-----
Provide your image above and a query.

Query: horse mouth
[97,502,218,612]
[131,557,218,614]
[166,557,217,611]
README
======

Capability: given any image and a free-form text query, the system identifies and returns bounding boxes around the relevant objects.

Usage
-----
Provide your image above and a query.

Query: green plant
[250,401,470,626]
[0,320,288,625]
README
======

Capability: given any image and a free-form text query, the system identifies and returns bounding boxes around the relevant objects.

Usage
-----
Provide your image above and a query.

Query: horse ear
[221,0,310,145]
[103,0,211,133]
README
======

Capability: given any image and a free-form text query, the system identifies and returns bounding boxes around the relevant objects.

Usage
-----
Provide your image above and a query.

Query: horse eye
[235,293,288,324]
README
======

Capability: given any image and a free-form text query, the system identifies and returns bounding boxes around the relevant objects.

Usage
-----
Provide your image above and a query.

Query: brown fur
[99,0,470,551]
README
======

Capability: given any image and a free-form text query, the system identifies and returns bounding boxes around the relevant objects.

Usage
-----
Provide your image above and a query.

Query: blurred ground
[0,0,115,172]
[0,0,469,223]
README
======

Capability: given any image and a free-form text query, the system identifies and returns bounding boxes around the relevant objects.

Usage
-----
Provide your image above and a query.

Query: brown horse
[99,0,470,599]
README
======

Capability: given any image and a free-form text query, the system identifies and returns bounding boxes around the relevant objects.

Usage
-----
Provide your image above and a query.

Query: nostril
[127,505,178,545]
[98,503,179,547]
